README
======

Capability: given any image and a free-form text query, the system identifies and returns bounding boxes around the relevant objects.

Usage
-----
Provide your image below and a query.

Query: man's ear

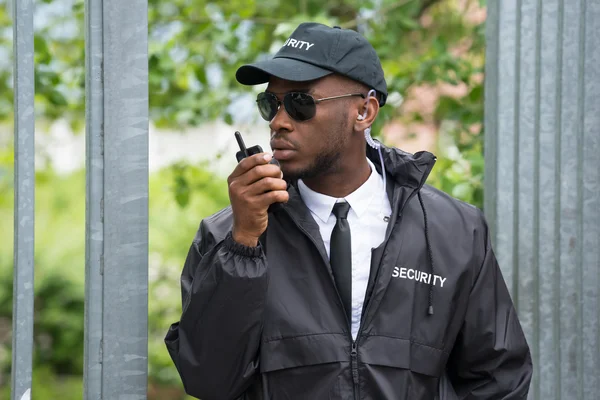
[354,93,380,132]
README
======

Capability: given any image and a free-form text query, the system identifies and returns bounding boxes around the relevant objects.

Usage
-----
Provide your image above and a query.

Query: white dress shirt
[298,158,392,339]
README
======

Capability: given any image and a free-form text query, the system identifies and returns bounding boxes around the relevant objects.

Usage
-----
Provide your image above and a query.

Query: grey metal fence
[11,0,149,399]
[83,0,149,399]
[11,0,35,399]
[485,0,600,399]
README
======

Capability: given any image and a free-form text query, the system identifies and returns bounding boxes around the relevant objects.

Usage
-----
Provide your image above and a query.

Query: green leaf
[451,182,473,201]
[435,96,462,121]
[174,188,190,208]
[396,16,421,31]
[467,84,483,103]
[48,90,68,106]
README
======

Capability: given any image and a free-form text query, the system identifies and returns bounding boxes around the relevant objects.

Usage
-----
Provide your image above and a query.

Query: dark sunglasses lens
[284,92,316,121]
[257,93,278,121]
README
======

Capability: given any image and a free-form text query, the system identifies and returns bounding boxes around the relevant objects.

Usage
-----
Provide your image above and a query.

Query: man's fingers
[247,177,288,195]
[256,190,289,207]
[236,164,282,186]
[228,153,273,182]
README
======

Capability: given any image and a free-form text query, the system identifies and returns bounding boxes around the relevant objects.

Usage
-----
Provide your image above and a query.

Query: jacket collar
[366,140,436,191]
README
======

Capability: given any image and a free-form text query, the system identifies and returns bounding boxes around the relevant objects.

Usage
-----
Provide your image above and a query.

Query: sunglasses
[256,91,365,122]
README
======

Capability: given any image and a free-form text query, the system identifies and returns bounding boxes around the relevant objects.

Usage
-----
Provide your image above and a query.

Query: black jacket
[165,145,532,400]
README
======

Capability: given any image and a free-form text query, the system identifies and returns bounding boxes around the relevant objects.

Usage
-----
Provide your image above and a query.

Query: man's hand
[228,153,288,247]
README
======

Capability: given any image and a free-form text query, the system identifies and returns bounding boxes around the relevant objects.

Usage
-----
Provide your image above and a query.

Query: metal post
[84,0,149,398]
[484,0,600,399]
[11,0,35,398]
[83,0,104,397]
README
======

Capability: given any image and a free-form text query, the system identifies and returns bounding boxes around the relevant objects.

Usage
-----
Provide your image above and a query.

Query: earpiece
[362,89,378,149]
[360,88,387,210]
[358,89,376,121]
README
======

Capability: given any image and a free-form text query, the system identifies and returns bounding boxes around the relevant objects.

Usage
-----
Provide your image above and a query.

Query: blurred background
[0,0,486,398]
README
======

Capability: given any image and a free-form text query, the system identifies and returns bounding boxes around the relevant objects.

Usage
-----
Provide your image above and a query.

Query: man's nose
[269,103,294,134]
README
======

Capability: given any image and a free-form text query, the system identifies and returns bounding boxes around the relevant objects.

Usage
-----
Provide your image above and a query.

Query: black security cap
[236,22,388,105]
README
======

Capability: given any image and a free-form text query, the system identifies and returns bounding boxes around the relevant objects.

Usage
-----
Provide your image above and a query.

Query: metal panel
[101,0,149,396]
[484,0,600,398]
[11,0,35,399]
[537,1,562,399]
[83,0,105,397]
[557,0,584,397]
[515,1,540,397]
[84,0,149,398]
[483,0,499,235]
[494,0,519,303]
[581,1,600,397]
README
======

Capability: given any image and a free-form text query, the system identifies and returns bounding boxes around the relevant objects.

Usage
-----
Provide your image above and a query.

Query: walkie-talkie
[234,131,283,213]
[234,131,265,162]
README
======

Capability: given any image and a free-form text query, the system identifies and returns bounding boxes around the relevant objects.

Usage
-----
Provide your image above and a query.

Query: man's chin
[280,164,309,183]
[280,156,337,182]
[281,170,302,183]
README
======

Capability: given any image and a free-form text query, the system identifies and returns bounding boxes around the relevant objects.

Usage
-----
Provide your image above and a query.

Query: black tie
[330,202,352,326]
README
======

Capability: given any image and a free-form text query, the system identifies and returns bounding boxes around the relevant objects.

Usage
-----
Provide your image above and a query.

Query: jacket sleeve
[445,212,533,399]
[164,221,268,400]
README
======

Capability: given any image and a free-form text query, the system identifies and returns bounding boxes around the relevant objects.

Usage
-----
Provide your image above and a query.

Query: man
[165,22,532,400]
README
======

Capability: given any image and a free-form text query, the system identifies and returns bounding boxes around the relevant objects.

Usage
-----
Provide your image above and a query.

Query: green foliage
[0,0,86,131]
[0,160,229,395]
[147,163,229,386]
[169,161,230,208]
[0,366,83,400]
[429,83,485,207]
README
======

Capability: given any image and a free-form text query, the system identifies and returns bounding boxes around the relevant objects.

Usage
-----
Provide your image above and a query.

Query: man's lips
[271,140,296,160]
[272,148,296,160]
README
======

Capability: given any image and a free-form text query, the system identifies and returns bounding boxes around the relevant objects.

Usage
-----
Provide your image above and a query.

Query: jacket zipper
[284,210,362,398]
[351,341,359,400]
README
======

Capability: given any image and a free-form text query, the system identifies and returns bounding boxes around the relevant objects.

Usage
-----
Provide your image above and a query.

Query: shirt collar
[298,158,382,223]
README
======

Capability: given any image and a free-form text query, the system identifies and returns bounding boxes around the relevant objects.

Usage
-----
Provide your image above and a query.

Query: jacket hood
[366,140,437,190]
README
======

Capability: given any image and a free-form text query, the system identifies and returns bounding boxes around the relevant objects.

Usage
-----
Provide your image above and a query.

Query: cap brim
[236,57,332,85]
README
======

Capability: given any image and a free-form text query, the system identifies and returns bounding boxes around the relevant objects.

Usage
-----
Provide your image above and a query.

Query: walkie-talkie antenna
[234,131,249,158]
